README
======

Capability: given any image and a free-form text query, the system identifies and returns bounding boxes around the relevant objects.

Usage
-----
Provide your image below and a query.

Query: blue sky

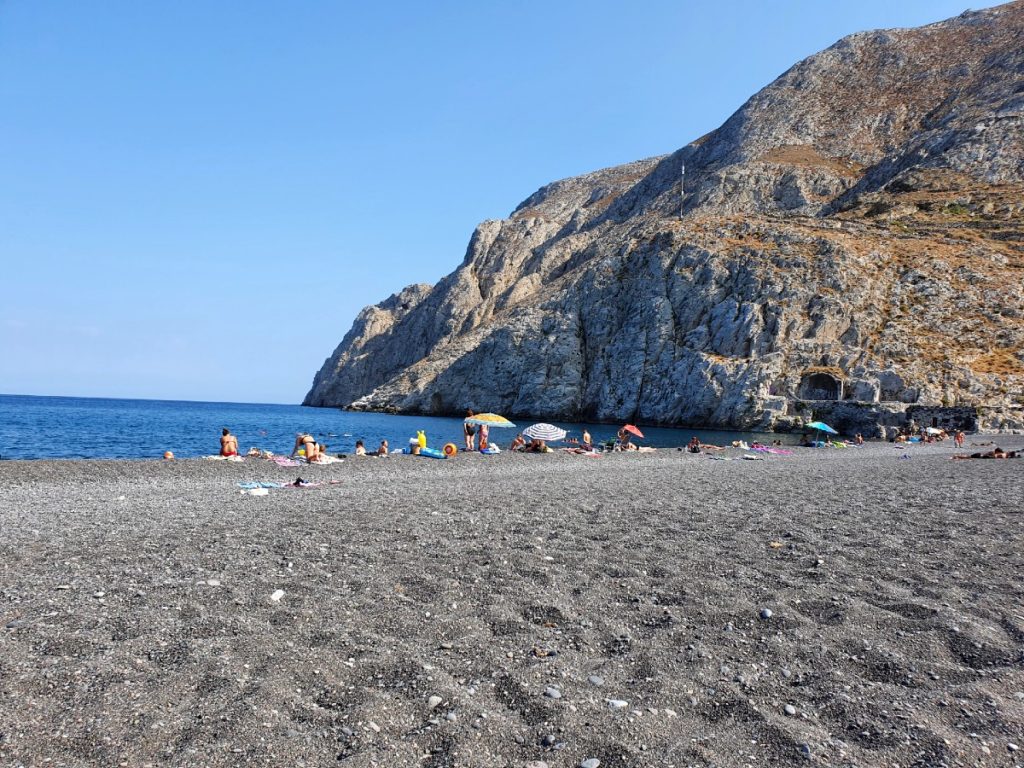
[0,1,1001,403]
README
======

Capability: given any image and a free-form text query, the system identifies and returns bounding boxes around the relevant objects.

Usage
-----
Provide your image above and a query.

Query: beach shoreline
[2,441,1022,766]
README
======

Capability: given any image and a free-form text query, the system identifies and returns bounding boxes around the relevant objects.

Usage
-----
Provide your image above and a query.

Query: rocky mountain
[305,2,1024,434]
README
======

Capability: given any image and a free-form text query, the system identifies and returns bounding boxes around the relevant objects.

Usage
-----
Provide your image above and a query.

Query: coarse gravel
[1,439,1023,767]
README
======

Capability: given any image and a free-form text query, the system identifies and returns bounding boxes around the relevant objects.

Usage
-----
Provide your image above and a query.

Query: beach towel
[310,455,344,464]
[284,479,342,488]
[237,481,285,489]
[203,455,244,462]
[269,456,300,467]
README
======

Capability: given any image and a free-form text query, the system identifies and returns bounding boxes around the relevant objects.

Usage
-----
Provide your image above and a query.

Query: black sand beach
[2,441,1023,767]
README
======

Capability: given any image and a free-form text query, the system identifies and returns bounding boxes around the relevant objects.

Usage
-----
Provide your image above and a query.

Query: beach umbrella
[464,413,517,428]
[805,420,838,447]
[623,424,644,439]
[522,423,567,442]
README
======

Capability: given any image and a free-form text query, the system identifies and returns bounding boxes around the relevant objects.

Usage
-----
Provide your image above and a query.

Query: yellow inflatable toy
[443,442,458,457]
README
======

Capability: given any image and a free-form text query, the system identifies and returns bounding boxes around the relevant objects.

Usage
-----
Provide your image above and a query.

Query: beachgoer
[855,433,864,445]
[464,410,477,451]
[163,450,175,460]
[582,429,592,450]
[292,433,318,460]
[354,440,366,456]
[220,428,239,457]
[375,439,389,457]
[687,436,701,454]
[479,423,489,451]
[954,430,965,449]
[526,438,548,453]
[952,447,1016,459]
[616,427,633,451]
[510,433,526,452]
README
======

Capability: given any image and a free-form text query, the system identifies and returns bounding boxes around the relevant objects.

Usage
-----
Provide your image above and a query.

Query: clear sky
[0,1,1003,404]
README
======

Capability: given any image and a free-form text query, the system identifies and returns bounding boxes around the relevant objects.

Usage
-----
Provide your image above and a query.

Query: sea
[0,394,798,460]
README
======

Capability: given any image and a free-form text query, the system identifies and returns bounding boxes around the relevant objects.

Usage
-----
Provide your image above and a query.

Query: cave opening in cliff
[798,372,842,401]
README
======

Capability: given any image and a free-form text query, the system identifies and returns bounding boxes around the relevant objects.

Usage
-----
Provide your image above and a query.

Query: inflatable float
[419,446,446,459]
[443,443,458,457]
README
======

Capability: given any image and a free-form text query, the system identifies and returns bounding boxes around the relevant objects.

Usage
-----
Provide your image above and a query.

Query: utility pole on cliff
[680,159,686,219]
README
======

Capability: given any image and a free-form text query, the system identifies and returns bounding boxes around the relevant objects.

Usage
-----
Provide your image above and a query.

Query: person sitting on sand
[855,433,864,446]
[581,429,593,450]
[220,428,239,457]
[526,438,549,453]
[369,439,389,457]
[291,433,318,461]
[615,428,637,451]
[509,433,526,452]
[687,436,701,454]
[354,440,367,456]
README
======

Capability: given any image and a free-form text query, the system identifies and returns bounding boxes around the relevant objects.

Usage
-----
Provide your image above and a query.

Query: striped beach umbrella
[464,413,517,428]
[522,423,567,442]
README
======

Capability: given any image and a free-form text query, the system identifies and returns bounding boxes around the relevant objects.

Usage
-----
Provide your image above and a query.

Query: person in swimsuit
[687,436,701,454]
[509,433,526,452]
[581,429,592,450]
[291,433,318,461]
[220,428,239,457]
[354,440,367,456]
[464,410,477,451]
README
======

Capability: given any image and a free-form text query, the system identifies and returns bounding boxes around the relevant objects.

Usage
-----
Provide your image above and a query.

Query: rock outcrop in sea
[305,2,1024,435]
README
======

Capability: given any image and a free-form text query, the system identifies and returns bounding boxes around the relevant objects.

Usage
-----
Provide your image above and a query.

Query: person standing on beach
[220,428,238,457]
[464,410,477,451]
[479,423,489,451]
[954,430,965,448]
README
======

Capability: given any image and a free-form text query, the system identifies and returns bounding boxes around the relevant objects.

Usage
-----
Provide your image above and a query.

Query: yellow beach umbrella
[464,413,517,428]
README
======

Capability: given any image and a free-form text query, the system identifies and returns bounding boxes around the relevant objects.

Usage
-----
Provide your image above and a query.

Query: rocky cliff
[305,2,1024,434]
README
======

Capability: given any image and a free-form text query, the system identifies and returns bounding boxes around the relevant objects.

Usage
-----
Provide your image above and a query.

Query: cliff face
[305,2,1024,433]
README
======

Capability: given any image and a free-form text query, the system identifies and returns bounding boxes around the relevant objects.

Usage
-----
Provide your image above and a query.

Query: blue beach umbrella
[805,420,838,447]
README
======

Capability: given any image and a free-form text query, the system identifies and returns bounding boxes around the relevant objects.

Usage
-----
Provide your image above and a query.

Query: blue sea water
[0,394,798,460]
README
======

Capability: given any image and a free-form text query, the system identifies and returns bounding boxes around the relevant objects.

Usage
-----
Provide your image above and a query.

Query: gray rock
[587,675,604,686]
[544,686,562,699]
[581,759,601,768]
[303,4,1024,435]
[760,608,774,620]
[427,695,443,710]
[607,699,628,710]
[784,704,797,716]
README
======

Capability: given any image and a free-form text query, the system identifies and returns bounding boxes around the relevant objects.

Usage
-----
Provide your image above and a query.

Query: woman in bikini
[464,410,477,451]
[291,433,318,461]
[220,428,239,457]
